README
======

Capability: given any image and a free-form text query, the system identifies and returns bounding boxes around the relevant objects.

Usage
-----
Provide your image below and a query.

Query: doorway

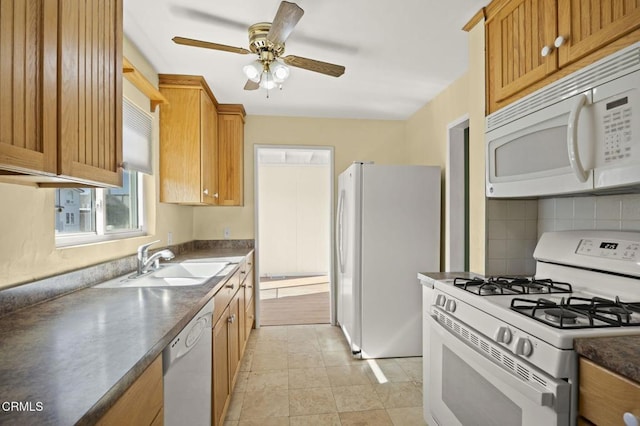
[447,116,470,271]
[254,146,334,327]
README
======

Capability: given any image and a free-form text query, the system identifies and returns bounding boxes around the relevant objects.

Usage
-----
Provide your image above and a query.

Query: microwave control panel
[576,238,640,262]
[602,96,632,163]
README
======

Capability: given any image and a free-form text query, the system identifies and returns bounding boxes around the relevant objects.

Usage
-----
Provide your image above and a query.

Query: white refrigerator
[336,162,440,358]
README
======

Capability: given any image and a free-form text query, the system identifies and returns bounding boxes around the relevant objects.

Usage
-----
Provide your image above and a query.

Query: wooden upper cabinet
[486,0,557,102]
[58,0,123,186]
[557,0,640,66]
[158,75,218,205]
[0,0,57,176]
[218,105,245,206]
[486,0,558,109]
[485,0,640,114]
[0,0,122,187]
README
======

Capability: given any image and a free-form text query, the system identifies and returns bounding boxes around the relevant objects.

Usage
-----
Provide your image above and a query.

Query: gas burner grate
[511,296,640,329]
[453,276,573,296]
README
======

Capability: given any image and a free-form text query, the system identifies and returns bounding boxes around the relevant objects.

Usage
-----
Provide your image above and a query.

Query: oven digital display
[599,242,618,250]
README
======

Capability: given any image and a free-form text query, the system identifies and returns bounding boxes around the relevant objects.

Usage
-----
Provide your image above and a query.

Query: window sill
[55,230,147,248]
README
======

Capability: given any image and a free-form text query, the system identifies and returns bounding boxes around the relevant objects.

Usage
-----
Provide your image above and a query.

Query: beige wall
[193,116,407,239]
[403,20,486,274]
[0,37,193,289]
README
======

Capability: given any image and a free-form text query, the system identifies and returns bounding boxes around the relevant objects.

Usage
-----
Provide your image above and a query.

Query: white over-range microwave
[486,42,640,198]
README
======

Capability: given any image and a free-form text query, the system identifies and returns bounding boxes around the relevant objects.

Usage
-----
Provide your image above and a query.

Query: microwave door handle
[567,94,589,183]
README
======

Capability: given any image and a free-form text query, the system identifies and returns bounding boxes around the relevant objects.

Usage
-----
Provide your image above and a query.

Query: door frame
[446,115,469,271]
[253,145,335,328]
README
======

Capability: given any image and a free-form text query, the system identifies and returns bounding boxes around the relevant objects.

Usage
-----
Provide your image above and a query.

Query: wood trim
[123,57,168,112]
[217,104,246,119]
[158,74,218,107]
[463,7,486,32]
[485,0,514,22]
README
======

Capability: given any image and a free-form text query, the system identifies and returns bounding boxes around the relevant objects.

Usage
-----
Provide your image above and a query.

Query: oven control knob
[435,294,447,307]
[445,299,457,313]
[495,326,512,344]
[515,337,533,357]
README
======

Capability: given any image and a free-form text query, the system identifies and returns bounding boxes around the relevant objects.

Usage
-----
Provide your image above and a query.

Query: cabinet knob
[227,314,236,324]
[554,36,565,48]
[624,412,640,426]
[214,192,219,198]
[226,283,234,289]
[541,45,552,57]
[203,189,209,195]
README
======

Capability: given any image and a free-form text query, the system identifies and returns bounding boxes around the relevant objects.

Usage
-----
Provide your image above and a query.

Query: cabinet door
[58,0,122,186]
[228,291,241,386]
[0,0,57,175]
[244,297,255,343]
[558,0,640,66]
[212,307,229,426]
[486,0,558,110]
[201,92,219,205]
[159,87,202,203]
[218,113,244,206]
[97,356,163,426]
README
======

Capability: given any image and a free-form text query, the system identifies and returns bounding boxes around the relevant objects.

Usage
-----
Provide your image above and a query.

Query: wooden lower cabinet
[97,356,163,426]
[579,357,640,425]
[211,253,256,426]
[212,306,230,426]
[228,291,241,387]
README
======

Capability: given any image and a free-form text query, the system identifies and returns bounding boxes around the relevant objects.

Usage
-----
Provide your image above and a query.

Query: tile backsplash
[485,193,640,276]
[538,193,640,234]
[486,199,538,276]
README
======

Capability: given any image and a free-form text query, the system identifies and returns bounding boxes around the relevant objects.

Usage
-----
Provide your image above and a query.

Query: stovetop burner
[511,296,640,329]
[453,276,573,296]
[544,308,578,325]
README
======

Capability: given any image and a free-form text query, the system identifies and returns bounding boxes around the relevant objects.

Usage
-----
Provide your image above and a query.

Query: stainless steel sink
[95,261,230,288]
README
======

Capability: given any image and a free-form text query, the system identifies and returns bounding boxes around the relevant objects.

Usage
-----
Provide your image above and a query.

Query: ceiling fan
[172,1,346,93]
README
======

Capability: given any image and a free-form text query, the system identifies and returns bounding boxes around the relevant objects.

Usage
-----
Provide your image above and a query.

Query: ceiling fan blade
[267,1,304,46]
[244,79,260,90]
[171,6,248,32]
[282,55,345,77]
[172,36,251,55]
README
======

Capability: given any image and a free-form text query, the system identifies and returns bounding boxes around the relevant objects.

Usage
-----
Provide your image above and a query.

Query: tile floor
[224,324,426,426]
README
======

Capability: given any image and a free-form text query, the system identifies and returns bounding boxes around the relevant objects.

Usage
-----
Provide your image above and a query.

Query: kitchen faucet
[136,240,175,276]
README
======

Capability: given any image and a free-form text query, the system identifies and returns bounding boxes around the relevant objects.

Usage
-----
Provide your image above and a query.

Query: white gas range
[419,230,640,426]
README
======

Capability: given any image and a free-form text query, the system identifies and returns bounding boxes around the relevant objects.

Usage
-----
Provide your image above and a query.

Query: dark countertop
[575,335,640,384]
[0,247,252,426]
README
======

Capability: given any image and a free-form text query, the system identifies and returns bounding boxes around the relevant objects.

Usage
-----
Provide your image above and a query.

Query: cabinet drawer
[579,357,640,425]
[213,269,241,325]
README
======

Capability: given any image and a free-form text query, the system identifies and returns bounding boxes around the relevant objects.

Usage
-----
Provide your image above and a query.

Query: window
[55,97,152,246]
[55,170,144,245]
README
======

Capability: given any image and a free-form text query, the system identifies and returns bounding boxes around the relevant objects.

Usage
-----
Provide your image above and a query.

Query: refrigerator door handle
[337,189,345,273]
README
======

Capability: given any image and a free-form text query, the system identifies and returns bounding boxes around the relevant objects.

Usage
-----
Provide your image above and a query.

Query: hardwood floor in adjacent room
[260,276,330,326]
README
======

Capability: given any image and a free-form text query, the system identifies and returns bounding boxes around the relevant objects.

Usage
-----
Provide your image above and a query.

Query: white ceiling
[124,0,487,121]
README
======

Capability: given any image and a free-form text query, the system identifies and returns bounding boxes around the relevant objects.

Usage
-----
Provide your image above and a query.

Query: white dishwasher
[163,298,214,425]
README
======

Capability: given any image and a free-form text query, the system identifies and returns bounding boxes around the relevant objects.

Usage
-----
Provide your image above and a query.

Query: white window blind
[122,97,153,174]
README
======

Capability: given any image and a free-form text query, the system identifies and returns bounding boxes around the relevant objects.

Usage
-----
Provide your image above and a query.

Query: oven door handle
[429,314,556,408]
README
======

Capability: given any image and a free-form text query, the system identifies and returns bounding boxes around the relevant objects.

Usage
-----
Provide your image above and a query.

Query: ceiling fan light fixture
[242,60,263,82]
[259,70,277,90]
[271,60,290,83]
